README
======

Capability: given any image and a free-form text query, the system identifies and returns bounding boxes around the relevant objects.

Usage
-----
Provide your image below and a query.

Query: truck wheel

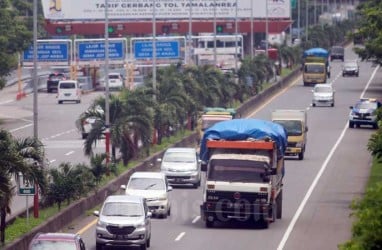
[206,219,214,228]
[303,82,307,86]
[258,217,269,229]
[298,151,304,160]
[276,190,283,219]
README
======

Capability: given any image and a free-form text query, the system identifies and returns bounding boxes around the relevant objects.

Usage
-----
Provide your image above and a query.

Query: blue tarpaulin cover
[303,47,329,58]
[199,119,288,162]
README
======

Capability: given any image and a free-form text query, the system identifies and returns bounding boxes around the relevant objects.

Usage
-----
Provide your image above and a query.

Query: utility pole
[153,0,157,101]
[188,0,192,65]
[234,0,238,72]
[32,0,39,219]
[213,0,217,66]
[265,0,269,58]
[104,0,111,173]
[250,0,254,59]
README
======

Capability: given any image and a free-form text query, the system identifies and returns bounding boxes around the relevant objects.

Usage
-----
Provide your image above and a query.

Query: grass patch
[5,203,70,244]
[366,157,382,188]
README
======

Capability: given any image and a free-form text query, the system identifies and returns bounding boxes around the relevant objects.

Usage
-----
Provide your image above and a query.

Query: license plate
[175,178,183,182]
[115,235,128,240]
[64,93,71,96]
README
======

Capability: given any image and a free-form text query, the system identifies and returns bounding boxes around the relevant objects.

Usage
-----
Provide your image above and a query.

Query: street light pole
[32,0,39,219]
[188,0,192,65]
[234,0,238,72]
[250,0,254,59]
[298,0,301,40]
[213,0,217,66]
[152,0,157,101]
[104,0,111,172]
[265,0,269,58]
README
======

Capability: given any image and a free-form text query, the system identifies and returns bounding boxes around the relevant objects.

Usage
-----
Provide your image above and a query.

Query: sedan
[342,60,359,77]
[312,84,335,107]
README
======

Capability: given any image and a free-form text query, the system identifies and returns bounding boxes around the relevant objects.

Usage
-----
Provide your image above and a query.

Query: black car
[342,61,359,77]
[47,72,67,93]
[330,46,344,61]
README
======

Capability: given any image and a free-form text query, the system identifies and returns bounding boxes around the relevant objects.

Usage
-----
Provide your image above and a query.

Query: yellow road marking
[77,218,98,235]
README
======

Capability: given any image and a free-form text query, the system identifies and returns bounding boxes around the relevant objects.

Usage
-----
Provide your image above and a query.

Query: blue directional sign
[134,41,180,59]
[77,40,125,61]
[22,41,70,65]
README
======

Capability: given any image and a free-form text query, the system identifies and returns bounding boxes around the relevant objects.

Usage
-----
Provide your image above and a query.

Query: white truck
[271,109,308,160]
[199,119,287,228]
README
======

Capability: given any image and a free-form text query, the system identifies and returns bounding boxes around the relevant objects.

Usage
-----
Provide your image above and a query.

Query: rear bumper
[285,147,302,155]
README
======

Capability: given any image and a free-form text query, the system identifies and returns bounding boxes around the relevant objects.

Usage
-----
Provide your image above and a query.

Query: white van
[57,80,81,104]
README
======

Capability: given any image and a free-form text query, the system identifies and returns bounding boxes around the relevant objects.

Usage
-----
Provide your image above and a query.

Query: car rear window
[59,82,76,89]
[108,74,121,79]
[49,73,66,80]
[30,240,77,250]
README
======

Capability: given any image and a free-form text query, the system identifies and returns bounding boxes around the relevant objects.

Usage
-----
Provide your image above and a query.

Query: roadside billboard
[42,0,290,20]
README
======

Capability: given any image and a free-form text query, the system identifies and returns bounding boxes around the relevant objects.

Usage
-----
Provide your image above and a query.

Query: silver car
[93,195,151,250]
[158,147,202,188]
[312,84,335,107]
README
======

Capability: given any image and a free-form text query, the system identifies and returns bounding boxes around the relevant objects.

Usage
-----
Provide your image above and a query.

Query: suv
[121,172,172,218]
[342,60,359,77]
[47,72,67,93]
[330,46,345,61]
[94,195,151,250]
[349,98,381,129]
[28,233,86,250]
[158,147,201,188]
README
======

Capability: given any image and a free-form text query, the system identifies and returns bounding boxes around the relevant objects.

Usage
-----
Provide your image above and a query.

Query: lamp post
[32,0,39,219]
[213,0,217,66]
[234,0,238,72]
[188,0,192,65]
[265,0,269,58]
[298,0,301,40]
[152,0,157,101]
[305,0,309,42]
[104,0,111,172]
[250,0,254,59]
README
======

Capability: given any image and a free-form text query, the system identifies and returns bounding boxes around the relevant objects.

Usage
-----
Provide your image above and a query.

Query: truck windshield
[208,159,269,183]
[273,120,302,136]
[304,64,325,73]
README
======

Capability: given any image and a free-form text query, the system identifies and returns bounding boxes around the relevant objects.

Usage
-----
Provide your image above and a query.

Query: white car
[158,147,201,188]
[78,105,104,139]
[121,172,172,218]
[57,80,81,104]
[312,84,335,107]
[108,72,124,90]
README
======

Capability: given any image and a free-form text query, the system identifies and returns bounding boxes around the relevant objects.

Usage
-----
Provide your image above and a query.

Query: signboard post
[16,173,35,225]
[22,39,72,67]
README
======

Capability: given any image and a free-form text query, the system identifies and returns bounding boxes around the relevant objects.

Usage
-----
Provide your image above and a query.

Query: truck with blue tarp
[199,118,287,228]
[302,47,331,86]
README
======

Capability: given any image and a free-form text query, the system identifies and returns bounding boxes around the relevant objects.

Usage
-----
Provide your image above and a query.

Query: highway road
[1,44,380,249]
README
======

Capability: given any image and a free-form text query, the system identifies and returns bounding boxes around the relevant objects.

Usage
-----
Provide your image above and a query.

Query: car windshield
[315,86,332,93]
[344,62,357,68]
[208,159,269,183]
[163,151,196,163]
[273,120,303,136]
[304,64,325,73]
[331,47,344,53]
[355,102,378,110]
[128,178,165,190]
[102,202,143,217]
[30,240,77,250]
[49,74,65,80]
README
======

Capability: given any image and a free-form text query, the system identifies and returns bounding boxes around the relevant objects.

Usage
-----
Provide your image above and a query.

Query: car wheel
[58,101,62,104]
[162,212,168,219]
[140,243,147,250]
[312,103,316,107]
[373,123,378,129]
[342,73,345,77]
[167,207,171,216]
[82,133,88,139]
[147,236,151,248]
[96,243,104,250]
[349,122,354,128]
[331,103,334,107]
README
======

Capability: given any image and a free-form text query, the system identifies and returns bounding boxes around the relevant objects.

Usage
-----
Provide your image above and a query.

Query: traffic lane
[283,126,374,250]
[65,183,206,250]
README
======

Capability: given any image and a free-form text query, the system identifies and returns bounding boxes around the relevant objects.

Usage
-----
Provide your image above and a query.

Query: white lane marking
[175,232,185,242]
[192,216,200,224]
[41,129,77,141]
[65,151,75,156]
[9,123,33,133]
[277,65,380,250]
[49,159,56,164]
[0,99,14,105]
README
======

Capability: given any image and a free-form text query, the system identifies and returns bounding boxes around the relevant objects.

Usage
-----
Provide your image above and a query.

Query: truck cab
[272,109,308,160]
[302,48,331,86]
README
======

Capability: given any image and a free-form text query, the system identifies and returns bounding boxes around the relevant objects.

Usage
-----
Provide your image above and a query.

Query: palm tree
[0,130,46,245]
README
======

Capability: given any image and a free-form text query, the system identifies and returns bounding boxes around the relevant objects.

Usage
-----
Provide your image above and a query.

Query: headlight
[135,222,145,229]
[158,196,167,201]
[190,171,199,176]
[295,142,303,147]
[97,220,107,227]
